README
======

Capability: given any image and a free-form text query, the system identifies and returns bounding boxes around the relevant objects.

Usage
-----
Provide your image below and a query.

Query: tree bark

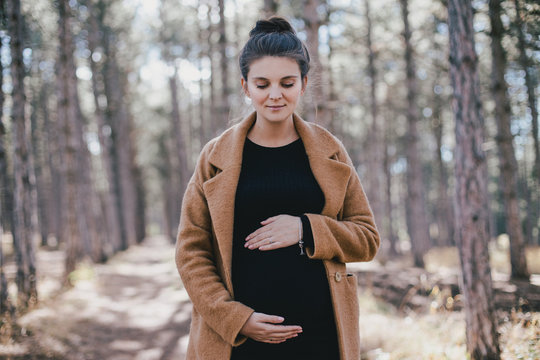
[448,0,501,358]
[8,0,38,309]
[489,0,529,280]
[400,0,430,268]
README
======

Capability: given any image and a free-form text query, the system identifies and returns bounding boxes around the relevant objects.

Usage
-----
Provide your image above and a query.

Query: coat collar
[206,112,342,170]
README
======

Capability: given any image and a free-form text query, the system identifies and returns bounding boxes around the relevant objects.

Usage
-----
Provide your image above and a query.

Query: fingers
[257,313,284,324]
[260,216,278,225]
[241,312,303,344]
[245,230,274,249]
[245,215,300,251]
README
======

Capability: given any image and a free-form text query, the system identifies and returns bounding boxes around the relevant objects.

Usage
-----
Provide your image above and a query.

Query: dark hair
[239,16,311,80]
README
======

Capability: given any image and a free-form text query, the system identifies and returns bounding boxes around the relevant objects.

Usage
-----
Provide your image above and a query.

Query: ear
[241,78,250,97]
[301,76,308,95]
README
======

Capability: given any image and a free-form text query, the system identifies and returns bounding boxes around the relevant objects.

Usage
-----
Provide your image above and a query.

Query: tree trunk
[102,30,138,249]
[218,0,230,130]
[43,85,64,248]
[0,26,12,236]
[169,68,190,221]
[448,0,501,358]
[489,0,529,280]
[57,0,85,282]
[400,0,430,268]
[364,0,384,240]
[0,27,15,326]
[303,0,329,126]
[86,0,122,255]
[513,0,539,183]
[513,0,539,246]
[198,8,209,148]
[8,0,38,309]
[431,84,454,247]
[157,133,176,241]
[383,110,399,256]
[30,82,49,247]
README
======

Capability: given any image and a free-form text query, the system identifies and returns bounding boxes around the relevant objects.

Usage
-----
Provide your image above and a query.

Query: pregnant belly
[232,246,333,327]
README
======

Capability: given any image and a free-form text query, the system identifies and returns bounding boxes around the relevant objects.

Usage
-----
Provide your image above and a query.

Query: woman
[176,16,380,360]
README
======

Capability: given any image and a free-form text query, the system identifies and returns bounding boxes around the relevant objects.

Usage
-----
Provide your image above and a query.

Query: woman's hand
[239,312,302,344]
[245,215,300,251]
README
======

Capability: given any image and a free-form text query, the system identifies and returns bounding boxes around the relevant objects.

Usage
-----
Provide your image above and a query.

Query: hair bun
[249,16,295,37]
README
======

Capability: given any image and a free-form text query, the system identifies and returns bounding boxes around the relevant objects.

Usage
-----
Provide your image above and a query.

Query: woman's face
[242,56,307,125]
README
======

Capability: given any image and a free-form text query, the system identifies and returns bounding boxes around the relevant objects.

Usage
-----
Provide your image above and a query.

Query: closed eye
[282,83,294,88]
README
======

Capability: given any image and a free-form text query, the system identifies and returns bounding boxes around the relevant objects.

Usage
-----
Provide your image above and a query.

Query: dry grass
[359,291,539,360]
[424,242,540,276]
[363,240,540,359]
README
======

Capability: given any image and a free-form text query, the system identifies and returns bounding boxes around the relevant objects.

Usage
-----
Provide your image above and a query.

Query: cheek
[285,88,302,100]
[251,92,266,104]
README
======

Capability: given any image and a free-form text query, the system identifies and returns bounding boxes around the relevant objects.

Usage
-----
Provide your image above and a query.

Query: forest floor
[0,235,538,360]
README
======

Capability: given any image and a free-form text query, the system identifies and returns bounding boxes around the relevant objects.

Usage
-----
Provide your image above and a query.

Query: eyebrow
[252,76,299,80]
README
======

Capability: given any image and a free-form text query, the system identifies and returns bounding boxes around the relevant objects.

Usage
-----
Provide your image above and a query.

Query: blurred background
[0,0,539,359]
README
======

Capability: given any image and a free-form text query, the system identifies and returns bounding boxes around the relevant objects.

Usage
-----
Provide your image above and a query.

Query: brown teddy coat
[175,112,380,360]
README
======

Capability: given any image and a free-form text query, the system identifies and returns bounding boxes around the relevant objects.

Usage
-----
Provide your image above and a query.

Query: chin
[261,111,294,123]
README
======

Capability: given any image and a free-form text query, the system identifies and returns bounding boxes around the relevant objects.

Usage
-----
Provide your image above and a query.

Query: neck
[247,114,299,147]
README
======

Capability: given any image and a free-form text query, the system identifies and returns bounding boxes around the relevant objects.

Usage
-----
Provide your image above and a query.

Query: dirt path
[11,236,191,360]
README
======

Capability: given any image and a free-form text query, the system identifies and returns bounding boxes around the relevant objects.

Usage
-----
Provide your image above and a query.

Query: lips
[267,105,286,109]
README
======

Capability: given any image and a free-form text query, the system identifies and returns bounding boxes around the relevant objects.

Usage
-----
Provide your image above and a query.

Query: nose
[269,86,282,100]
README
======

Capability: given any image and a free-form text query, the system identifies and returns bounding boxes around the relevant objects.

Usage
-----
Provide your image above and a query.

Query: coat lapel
[202,113,256,291]
[202,112,352,292]
[293,114,352,219]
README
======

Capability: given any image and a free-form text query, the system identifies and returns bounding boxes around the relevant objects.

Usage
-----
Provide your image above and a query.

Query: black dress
[230,137,340,360]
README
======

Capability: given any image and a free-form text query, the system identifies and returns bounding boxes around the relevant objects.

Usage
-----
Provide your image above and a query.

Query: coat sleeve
[305,143,380,263]
[175,147,254,346]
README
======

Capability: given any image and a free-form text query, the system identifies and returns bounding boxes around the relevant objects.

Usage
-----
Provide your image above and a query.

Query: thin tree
[0,15,15,328]
[430,15,454,247]
[7,0,38,309]
[448,0,501,358]
[513,0,539,185]
[100,15,140,249]
[168,67,190,237]
[218,0,230,130]
[400,0,430,267]
[364,0,384,241]
[57,0,84,281]
[513,0,539,246]
[302,0,329,126]
[86,0,122,255]
[489,0,529,280]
